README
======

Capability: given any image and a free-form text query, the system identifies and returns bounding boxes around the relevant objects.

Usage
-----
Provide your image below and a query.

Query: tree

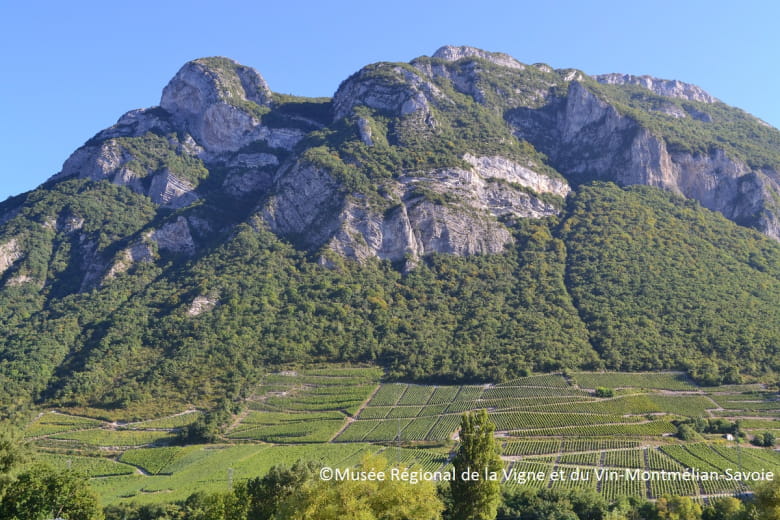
[676,424,700,441]
[183,490,247,520]
[702,497,746,520]
[498,487,609,520]
[0,424,28,500]
[450,409,503,520]
[275,455,443,520]
[0,464,103,520]
[245,460,319,519]
[754,479,780,520]
[654,494,702,520]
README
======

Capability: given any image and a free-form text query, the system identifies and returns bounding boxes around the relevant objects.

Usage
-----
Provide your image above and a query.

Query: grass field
[25,367,780,505]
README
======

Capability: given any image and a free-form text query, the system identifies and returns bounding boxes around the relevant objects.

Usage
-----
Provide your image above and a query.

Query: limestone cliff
[262,152,566,265]
[36,46,780,277]
[507,80,780,239]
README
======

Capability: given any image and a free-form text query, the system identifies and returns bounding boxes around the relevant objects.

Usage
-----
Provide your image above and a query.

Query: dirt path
[225,408,251,435]
[328,384,382,442]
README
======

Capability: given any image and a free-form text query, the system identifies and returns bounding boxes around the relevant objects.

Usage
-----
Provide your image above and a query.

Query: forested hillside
[1,46,780,418]
[1,180,778,418]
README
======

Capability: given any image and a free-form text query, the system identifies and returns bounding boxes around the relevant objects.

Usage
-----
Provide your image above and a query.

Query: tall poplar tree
[450,409,502,520]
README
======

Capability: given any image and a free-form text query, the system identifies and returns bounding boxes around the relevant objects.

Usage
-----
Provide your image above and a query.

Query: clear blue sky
[1,0,778,201]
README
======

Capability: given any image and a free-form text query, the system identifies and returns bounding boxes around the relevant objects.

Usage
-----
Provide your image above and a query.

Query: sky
[1,0,778,201]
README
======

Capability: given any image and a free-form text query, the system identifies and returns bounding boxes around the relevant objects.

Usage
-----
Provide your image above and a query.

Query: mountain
[1,46,779,418]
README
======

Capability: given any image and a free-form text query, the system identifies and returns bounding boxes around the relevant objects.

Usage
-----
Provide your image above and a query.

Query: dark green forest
[1,179,778,419]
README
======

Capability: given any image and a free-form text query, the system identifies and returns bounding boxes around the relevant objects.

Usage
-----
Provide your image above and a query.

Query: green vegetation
[451,410,503,520]
[0,425,28,499]
[37,453,135,477]
[0,463,103,520]
[3,180,780,419]
[24,413,105,437]
[573,372,697,390]
[6,373,780,515]
[5,50,780,520]
[114,132,209,185]
[561,183,780,378]
[119,446,183,475]
[276,455,444,520]
[49,429,176,447]
[595,387,614,398]
[586,80,780,172]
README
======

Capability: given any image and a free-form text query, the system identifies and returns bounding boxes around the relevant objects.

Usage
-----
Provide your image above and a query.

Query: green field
[25,367,780,505]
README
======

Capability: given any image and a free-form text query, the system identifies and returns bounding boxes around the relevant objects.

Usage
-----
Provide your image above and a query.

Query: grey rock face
[149,170,199,209]
[0,238,22,277]
[188,295,218,316]
[111,108,177,138]
[413,57,488,104]
[160,58,273,153]
[462,154,570,198]
[356,117,374,146]
[221,152,278,196]
[595,73,717,103]
[33,46,780,278]
[223,170,275,197]
[508,81,780,239]
[58,139,136,184]
[105,241,154,280]
[326,196,514,265]
[76,239,104,292]
[262,161,345,249]
[263,153,567,264]
[151,217,196,255]
[57,137,201,209]
[332,64,442,121]
[6,274,35,287]
[432,45,525,70]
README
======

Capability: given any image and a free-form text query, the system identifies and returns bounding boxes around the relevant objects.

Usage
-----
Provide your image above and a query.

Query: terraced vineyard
[24,367,780,505]
[571,372,698,391]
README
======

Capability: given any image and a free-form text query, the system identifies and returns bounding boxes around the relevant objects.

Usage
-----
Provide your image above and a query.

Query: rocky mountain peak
[432,45,525,70]
[594,73,717,103]
[161,57,272,111]
[160,57,273,152]
[332,63,442,121]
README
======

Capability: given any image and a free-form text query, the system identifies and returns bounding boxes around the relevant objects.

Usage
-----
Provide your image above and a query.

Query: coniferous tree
[450,409,502,520]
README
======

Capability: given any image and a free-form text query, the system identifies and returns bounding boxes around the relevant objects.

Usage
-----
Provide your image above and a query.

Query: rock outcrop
[508,81,780,239]
[333,63,442,122]
[0,238,22,277]
[105,241,154,280]
[160,57,273,153]
[595,73,717,103]
[150,217,196,255]
[56,135,202,209]
[432,45,525,70]
[263,153,567,264]
[187,295,218,316]
[149,170,199,209]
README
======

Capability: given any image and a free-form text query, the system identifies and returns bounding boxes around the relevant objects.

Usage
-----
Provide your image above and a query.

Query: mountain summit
[1,47,779,415]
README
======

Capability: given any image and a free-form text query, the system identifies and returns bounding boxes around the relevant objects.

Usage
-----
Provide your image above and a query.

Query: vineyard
[23,367,780,505]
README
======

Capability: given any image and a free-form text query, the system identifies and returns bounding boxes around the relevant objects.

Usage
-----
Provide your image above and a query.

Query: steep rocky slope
[40,46,780,283]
